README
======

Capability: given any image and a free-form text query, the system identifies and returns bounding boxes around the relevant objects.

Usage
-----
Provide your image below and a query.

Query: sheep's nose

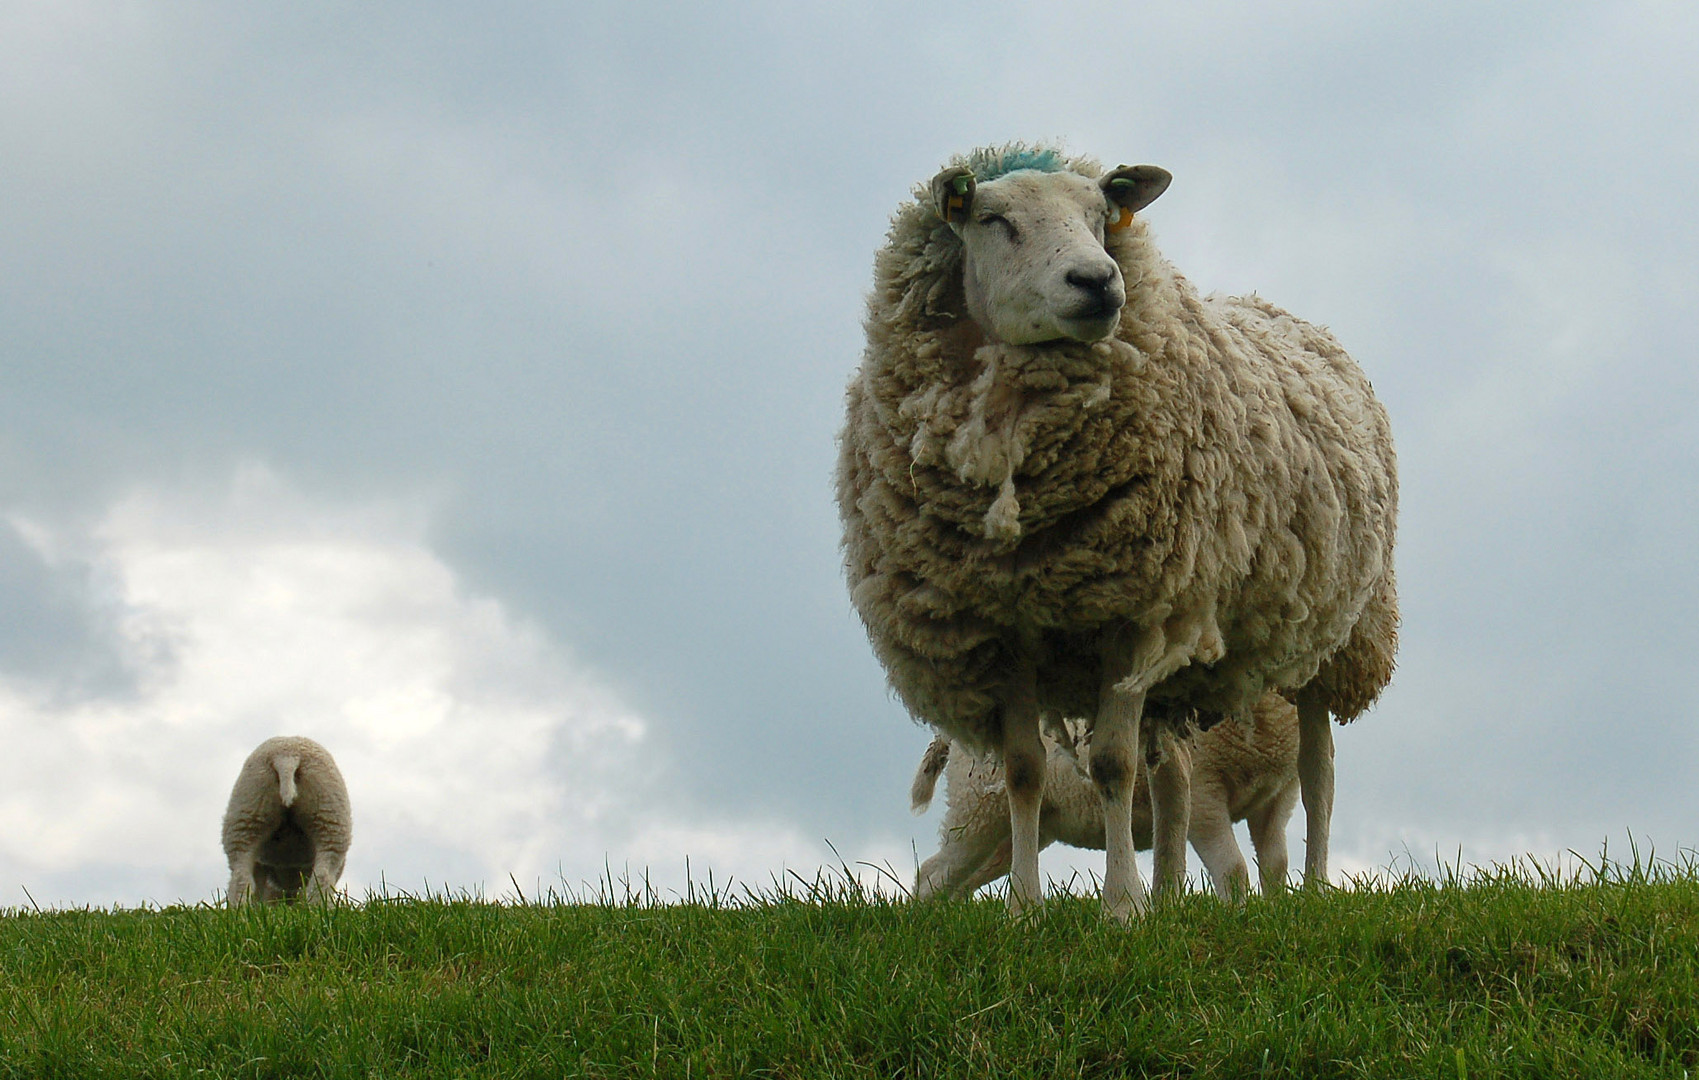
[1066,266,1116,297]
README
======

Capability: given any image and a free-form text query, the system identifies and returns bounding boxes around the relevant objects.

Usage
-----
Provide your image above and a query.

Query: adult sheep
[911,691,1300,902]
[837,144,1397,920]
[221,735,352,906]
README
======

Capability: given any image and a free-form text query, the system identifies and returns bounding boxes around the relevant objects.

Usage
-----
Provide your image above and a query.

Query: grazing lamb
[837,144,1397,920]
[221,735,352,906]
[911,692,1299,901]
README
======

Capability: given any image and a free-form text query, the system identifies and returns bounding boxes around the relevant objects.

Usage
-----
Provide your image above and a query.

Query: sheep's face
[932,164,1170,345]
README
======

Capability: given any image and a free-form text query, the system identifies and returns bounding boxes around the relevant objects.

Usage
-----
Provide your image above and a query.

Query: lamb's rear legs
[952,838,1016,900]
[1248,782,1297,894]
[1001,658,1046,917]
[1189,776,1251,901]
[1093,676,1148,923]
[1297,687,1334,885]
[1146,725,1192,899]
[917,828,1011,901]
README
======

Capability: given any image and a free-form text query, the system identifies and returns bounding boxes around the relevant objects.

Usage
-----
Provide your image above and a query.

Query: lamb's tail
[272,755,302,808]
[910,736,951,814]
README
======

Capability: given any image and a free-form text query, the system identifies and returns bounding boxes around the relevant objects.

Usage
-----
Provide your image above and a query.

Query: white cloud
[0,464,841,907]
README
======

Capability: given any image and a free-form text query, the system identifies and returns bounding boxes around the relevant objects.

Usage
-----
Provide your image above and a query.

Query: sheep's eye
[977,213,1019,241]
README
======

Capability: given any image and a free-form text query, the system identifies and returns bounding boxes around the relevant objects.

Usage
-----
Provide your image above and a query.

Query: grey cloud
[0,523,144,702]
[2,0,1697,898]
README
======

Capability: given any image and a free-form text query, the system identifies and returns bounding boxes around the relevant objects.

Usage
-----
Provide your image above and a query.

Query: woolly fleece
[838,146,1398,754]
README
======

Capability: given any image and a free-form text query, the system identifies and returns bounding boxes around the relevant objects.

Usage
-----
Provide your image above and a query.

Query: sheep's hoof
[1101,889,1150,925]
[1006,891,1045,922]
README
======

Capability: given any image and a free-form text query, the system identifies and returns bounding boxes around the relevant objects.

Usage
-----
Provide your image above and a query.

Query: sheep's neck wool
[906,339,1120,546]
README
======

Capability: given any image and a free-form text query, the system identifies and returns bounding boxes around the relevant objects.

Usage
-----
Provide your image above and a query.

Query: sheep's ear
[931,166,976,227]
[1102,165,1171,228]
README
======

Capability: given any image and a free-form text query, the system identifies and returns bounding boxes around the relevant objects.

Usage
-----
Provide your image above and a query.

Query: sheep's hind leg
[1297,687,1334,886]
[1001,657,1046,917]
[1093,673,1148,923]
[226,850,258,908]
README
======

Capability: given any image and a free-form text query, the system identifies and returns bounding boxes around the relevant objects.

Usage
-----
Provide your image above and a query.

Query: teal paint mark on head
[965,146,1068,182]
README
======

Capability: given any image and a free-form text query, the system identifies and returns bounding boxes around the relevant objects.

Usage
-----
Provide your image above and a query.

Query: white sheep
[911,692,1299,902]
[837,144,1397,920]
[221,735,352,906]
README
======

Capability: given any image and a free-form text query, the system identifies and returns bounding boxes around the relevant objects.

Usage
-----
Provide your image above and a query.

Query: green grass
[3,856,1698,1078]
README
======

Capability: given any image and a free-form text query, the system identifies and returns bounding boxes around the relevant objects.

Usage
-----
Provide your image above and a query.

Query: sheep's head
[931,162,1170,345]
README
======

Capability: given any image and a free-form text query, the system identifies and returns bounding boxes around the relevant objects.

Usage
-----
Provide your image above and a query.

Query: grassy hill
[3,858,1696,1078]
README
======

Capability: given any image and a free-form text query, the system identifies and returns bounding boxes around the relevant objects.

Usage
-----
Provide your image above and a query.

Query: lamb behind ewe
[837,144,1397,920]
[912,692,1299,902]
[221,735,352,906]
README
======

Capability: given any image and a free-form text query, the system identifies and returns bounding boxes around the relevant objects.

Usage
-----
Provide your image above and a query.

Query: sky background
[3,0,1697,908]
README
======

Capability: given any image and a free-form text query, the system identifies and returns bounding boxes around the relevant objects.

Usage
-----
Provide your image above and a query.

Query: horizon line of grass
[8,837,1697,917]
[3,846,1698,1077]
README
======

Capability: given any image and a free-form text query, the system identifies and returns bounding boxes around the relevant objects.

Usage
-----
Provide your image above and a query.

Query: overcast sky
[3,1,1697,907]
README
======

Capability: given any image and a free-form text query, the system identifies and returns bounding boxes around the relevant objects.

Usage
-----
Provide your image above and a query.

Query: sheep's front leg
[255,867,285,905]
[1001,659,1045,917]
[1093,677,1148,923]
[1146,725,1192,899]
[1297,687,1334,886]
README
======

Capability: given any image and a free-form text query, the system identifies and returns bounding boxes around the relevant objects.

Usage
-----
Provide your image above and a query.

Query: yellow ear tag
[1108,205,1135,232]
[945,194,965,221]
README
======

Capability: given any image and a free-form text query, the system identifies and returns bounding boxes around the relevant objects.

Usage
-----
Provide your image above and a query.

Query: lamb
[221,735,352,906]
[911,692,1300,902]
[836,144,1397,920]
